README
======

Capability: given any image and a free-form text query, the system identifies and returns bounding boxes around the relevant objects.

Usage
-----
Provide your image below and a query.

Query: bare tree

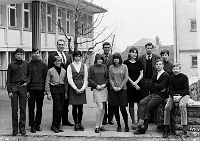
[41,0,113,58]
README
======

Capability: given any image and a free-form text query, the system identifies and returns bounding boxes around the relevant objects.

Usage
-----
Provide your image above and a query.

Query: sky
[90,0,174,52]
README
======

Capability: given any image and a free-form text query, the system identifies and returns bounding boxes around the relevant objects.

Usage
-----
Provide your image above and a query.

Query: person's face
[103,45,111,54]
[113,58,119,65]
[57,40,65,52]
[172,66,181,75]
[15,52,24,60]
[156,61,164,71]
[96,58,103,65]
[161,53,169,62]
[53,59,62,67]
[146,45,153,55]
[32,50,40,59]
[74,55,81,62]
[129,50,137,59]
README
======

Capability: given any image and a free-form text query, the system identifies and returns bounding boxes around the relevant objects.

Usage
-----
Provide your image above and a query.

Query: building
[0,0,107,70]
[173,0,200,78]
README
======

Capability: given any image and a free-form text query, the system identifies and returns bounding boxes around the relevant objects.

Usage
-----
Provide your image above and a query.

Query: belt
[51,84,64,87]
[13,81,25,85]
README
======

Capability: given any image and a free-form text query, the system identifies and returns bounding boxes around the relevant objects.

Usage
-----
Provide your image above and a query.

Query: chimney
[155,36,159,48]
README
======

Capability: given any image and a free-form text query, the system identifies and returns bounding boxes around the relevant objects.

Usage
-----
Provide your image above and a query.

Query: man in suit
[48,39,73,126]
[138,42,160,123]
[134,59,169,134]
[101,42,114,125]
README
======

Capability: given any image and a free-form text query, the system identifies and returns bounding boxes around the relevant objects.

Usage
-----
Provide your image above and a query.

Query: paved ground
[0,88,199,141]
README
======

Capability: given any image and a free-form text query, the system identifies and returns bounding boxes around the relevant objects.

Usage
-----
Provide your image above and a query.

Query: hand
[113,87,118,92]
[160,88,166,93]
[131,82,137,86]
[101,84,106,89]
[117,87,121,91]
[65,94,68,99]
[8,93,13,99]
[47,94,51,100]
[27,92,30,98]
[173,96,182,102]
[21,83,27,87]
[96,85,101,90]
[79,88,84,94]
[75,88,80,94]
[134,85,141,91]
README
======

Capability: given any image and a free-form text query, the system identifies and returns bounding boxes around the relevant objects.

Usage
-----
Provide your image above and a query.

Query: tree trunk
[74,20,78,52]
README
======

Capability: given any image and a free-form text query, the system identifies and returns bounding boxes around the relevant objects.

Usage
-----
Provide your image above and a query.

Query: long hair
[128,47,138,60]
[94,53,104,64]
[112,52,122,65]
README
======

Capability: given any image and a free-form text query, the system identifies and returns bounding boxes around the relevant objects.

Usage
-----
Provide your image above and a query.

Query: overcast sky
[91,0,174,52]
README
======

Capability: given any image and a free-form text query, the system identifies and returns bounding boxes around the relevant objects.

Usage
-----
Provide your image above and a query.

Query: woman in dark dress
[123,47,143,129]
[109,53,129,132]
[67,51,88,131]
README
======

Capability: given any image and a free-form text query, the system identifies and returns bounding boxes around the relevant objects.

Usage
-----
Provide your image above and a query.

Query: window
[81,22,84,35]
[58,8,62,32]
[191,19,197,32]
[47,4,52,32]
[66,11,70,34]
[191,56,197,67]
[8,4,17,27]
[24,3,30,28]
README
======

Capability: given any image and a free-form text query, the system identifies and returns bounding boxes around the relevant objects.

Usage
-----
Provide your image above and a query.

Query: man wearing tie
[48,39,73,126]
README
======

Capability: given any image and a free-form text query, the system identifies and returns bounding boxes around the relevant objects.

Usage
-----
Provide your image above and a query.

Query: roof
[131,38,156,47]
[0,0,107,14]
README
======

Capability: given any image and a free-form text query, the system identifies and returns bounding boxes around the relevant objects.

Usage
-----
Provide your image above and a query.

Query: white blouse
[67,61,88,90]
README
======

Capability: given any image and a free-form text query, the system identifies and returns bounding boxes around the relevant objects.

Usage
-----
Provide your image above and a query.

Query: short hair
[15,48,24,54]
[32,48,40,53]
[145,42,154,48]
[57,39,65,45]
[173,63,181,69]
[102,42,111,48]
[112,52,122,65]
[94,53,104,64]
[155,58,164,64]
[73,51,82,57]
[53,56,62,63]
[128,47,138,60]
[160,50,169,56]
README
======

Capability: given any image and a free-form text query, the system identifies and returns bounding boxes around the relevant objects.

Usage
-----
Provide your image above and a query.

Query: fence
[0,70,7,89]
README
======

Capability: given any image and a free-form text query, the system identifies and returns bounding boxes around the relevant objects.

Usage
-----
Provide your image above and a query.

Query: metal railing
[0,70,7,89]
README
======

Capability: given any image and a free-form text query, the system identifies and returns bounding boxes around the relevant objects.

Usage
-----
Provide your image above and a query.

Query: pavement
[0,88,199,141]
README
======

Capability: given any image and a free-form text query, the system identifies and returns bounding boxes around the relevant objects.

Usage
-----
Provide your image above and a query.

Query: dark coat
[48,51,72,70]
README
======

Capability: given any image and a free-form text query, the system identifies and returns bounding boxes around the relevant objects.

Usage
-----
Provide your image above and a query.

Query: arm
[67,65,78,90]
[103,65,108,86]
[154,73,169,90]
[135,70,143,84]
[43,62,48,81]
[169,77,175,97]
[45,70,51,95]
[64,71,68,99]
[26,63,32,85]
[119,65,129,89]
[180,75,189,97]
[88,66,98,88]
[48,55,53,69]
[109,66,115,89]
[7,64,12,94]
[81,64,88,91]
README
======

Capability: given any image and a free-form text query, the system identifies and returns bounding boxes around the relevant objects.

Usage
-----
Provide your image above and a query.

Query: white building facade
[173,0,200,78]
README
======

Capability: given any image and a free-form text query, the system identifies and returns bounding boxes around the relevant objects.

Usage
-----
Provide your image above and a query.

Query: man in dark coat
[48,39,73,126]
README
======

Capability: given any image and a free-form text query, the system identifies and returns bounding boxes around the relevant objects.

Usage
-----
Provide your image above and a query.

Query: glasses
[58,44,64,46]
[55,60,62,63]
[75,55,81,57]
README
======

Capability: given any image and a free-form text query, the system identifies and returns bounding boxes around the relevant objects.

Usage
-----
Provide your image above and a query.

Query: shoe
[163,131,169,138]
[180,130,189,138]
[20,130,26,135]
[99,126,107,132]
[136,122,144,128]
[58,126,64,132]
[131,124,138,130]
[36,125,42,131]
[117,126,122,132]
[95,128,100,133]
[31,126,36,133]
[74,124,79,131]
[79,124,84,131]
[133,128,146,134]
[51,126,59,133]
[63,120,74,126]
[108,120,114,125]
[102,120,107,125]
[124,127,129,132]
[12,130,18,136]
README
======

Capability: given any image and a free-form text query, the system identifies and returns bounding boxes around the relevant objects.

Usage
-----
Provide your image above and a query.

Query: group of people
[7,40,190,138]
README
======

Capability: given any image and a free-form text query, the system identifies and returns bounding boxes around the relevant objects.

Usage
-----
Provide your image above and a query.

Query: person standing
[123,47,143,129]
[48,39,73,126]
[27,48,48,133]
[67,51,88,131]
[163,64,190,138]
[160,50,173,76]
[138,42,160,123]
[109,53,129,132]
[88,54,108,133]
[101,42,114,125]
[134,59,169,134]
[45,56,68,133]
[7,48,29,136]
